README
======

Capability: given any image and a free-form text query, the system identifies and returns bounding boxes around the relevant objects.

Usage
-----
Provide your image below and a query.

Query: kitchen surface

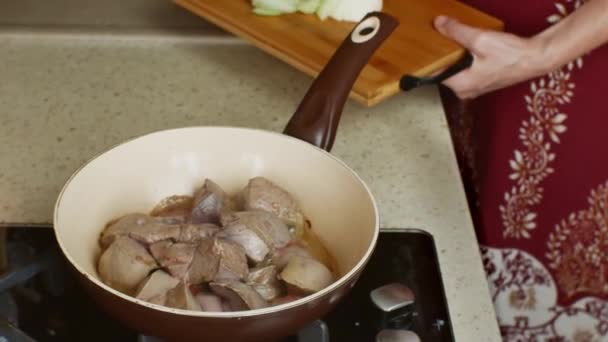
[0,0,500,341]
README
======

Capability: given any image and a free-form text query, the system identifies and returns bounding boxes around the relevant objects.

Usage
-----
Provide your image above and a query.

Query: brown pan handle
[283,12,399,152]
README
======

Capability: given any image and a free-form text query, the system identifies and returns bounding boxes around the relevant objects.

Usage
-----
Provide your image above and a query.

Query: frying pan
[53,12,467,342]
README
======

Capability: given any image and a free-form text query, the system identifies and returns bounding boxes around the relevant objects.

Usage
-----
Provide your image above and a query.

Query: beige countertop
[0,1,500,340]
[0,0,216,32]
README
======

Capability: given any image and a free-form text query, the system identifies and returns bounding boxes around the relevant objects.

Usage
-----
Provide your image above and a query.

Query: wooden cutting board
[174,0,503,106]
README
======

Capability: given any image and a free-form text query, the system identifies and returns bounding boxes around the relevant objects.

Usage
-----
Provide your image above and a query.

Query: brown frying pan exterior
[74,265,363,342]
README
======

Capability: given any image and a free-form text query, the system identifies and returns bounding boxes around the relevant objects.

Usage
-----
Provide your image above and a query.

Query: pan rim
[53,125,380,318]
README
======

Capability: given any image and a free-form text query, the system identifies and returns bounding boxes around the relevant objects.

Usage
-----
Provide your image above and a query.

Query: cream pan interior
[54,127,379,316]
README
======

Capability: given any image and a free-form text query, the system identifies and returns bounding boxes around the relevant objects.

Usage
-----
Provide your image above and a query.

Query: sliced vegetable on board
[251,0,383,22]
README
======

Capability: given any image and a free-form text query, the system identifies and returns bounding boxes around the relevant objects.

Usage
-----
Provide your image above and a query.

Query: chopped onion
[325,0,383,22]
[251,0,383,22]
[316,0,340,20]
[297,0,321,14]
[252,0,298,14]
[253,7,283,16]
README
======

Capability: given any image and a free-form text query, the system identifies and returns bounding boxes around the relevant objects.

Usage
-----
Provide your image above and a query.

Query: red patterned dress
[441,0,608,340]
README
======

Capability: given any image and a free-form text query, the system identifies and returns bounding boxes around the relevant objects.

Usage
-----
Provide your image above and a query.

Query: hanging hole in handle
[351,16,381,44]
[360,27,375,35]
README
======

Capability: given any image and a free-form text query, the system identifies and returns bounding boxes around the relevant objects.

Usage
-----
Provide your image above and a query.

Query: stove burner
[138,320,329,342]
[371,283,415,313]
[0,228,454,342]
[376,329,420,342]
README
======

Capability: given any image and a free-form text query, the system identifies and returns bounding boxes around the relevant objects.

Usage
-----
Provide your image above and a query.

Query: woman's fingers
[434,16,485,54]
[442,70,477,99]
[433,15,483,99]
[432,15,541,99]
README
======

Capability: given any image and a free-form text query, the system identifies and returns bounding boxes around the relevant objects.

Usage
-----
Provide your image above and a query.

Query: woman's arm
[435,0,608,99]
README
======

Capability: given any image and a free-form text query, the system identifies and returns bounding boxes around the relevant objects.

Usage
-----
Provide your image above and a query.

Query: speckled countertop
[0,1,500,340]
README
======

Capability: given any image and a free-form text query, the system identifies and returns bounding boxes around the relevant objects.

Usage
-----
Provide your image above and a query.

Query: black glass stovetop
[1,228,454,342]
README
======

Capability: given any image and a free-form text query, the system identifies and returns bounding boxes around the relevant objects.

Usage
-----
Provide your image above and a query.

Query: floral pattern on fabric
[498,0,592,240]
[546,181,608,301]
[499,64,578,239]
[482,246,608,341]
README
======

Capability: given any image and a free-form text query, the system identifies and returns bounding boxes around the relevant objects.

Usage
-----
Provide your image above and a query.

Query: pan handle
[399,52,473,91]
[283,12,399,152]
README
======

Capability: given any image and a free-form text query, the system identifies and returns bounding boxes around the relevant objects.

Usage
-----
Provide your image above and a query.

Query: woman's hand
[434,0,608,99]
[434,16,548,99]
